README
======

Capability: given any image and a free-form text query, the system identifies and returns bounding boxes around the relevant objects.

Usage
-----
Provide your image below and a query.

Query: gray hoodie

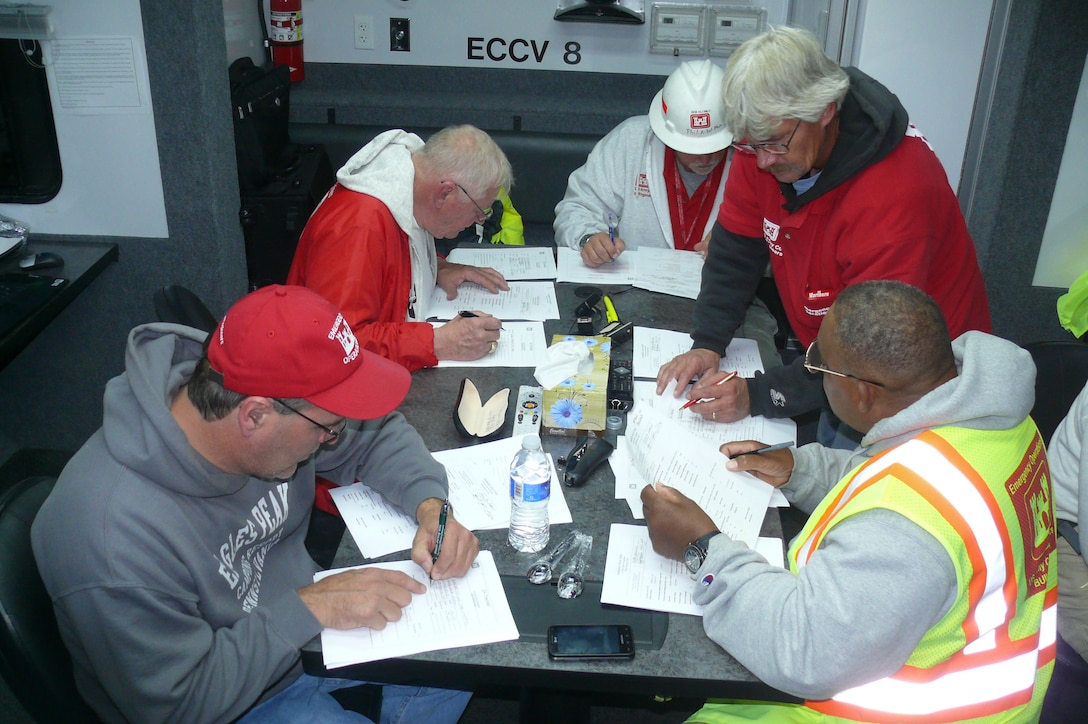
[694,331,1036,699]
[31,322,448,723]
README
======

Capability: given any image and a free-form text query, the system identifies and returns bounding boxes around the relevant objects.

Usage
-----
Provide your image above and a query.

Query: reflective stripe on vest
[793,431,1055,721]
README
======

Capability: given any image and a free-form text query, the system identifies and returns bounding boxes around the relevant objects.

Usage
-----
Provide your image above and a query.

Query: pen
[680,371,737,410]
[608,213,617,264]
[458,309,505,330]
[432,499,449,563]
[728,441,795,459]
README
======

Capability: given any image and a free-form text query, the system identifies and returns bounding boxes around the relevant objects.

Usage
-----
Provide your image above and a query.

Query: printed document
[631,247,704,300]
[601,524,784,616]
[632,327,763,380]
[317,551,519,668]
[618,406,774,544]
[331,435,573,558]
[432,321,548,367]
[446,246,557,280]
[555,247,637,285]
[428,281,560,321]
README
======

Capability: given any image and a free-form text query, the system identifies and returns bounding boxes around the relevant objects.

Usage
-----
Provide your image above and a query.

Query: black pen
[458,310,505,330]
[432,499,449,563]
[728,441,795,459]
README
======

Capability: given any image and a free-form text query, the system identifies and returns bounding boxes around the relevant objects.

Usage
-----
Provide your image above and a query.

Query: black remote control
[608,358,633,411]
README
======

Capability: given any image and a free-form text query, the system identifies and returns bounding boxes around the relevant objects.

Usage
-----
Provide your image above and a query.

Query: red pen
[680,371,738,410]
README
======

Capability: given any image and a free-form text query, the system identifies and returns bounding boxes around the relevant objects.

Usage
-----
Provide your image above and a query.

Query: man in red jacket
[288,125,512,372]
[658,27,991,438]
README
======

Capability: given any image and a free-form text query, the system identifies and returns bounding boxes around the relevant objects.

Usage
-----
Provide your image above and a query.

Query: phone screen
[547,624,634,659]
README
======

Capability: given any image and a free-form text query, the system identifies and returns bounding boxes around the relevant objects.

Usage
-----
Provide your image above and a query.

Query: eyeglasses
[804,340,885,388]
[273,398,348,442]
[453,182,494,221]
[732,119,802,156]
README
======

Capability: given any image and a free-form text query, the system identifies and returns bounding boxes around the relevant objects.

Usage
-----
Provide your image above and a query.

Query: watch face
[684,543,704,574]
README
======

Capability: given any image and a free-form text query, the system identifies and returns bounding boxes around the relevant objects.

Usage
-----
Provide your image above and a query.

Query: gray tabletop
[302,279,798,703]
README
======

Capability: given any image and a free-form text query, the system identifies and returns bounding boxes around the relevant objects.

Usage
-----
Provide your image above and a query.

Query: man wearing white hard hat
[554,60,779,369]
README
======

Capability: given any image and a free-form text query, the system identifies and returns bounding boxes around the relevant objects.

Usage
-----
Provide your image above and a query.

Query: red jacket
[718,130,991,346]
[287,185,438,371]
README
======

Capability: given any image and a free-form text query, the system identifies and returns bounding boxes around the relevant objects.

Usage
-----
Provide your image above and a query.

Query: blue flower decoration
[601,342,612,355]
[550,398,583,428]
[563,335,578,342]
[583,338,598,347]
[582,382,596,390]
[559,378,576,387]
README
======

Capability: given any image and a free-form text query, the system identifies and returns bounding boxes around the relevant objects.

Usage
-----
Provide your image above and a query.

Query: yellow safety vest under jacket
[790,424,1057,723]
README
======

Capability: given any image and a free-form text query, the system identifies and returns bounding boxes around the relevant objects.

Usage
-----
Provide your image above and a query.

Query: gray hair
[187,357,307,422]
[413,125,514,198]
[832,281,953,389]
[721,25,850,141]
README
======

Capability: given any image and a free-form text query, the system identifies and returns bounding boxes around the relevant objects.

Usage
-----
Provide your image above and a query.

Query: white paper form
[555,247,638,285]
[632,248,704,300]
[317,551,519,668]
[446,246,557,280]
[622,406,773,546]
[431,435,573,532]
[632,327,763,380]
[601,525,784,616]
[427,282,560,321]
[331,436,574,558]
[632,381,797,449]
[431,321,548,367]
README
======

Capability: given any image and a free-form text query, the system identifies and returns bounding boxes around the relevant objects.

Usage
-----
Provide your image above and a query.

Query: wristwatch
[684,531,719,575]
[578,233,593,249]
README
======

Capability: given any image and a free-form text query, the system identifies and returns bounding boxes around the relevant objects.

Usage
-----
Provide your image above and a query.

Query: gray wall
[0,0,1083,456]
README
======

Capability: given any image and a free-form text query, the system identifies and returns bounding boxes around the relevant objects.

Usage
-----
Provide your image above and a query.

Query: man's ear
[434,180,455,210]
[819,101,837,127]
[237,397,273,439]
[854,379,880,416]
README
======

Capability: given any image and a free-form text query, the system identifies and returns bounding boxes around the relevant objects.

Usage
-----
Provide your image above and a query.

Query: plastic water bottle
[508,434,551,553]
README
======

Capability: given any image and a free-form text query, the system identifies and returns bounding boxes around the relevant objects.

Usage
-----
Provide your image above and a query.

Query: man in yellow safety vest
[642,279,1056,722]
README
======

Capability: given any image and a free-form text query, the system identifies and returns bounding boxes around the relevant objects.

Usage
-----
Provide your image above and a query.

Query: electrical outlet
[390,17,410,52]
[354,15,374,50]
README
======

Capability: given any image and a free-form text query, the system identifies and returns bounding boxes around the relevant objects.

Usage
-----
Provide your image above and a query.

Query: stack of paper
[330,435,573,559]
[317,551,519,668]
[446,246,557,280]
[555,247,705,299]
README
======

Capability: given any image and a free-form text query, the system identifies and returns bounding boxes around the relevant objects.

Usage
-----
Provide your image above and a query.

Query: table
[0,238,119,370]
[302,280,802,716]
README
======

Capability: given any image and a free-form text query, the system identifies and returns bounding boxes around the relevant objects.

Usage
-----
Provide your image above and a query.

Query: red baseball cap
[206,285,410,420]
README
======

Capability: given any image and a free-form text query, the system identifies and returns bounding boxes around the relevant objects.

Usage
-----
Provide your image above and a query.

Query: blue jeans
[235,673,471,723]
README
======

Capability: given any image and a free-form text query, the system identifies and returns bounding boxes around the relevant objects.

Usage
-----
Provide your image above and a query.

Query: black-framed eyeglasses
[804,340,885,387]
[732,119,802,156]
[453,182,494,221]
[273,398,348,442]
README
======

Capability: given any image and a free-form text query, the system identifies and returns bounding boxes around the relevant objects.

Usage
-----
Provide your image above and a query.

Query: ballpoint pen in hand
[431,499,449,563]
[607,213,617,264]
[728,441,795,459]
[680,371,738,410]
[458,309,504,331]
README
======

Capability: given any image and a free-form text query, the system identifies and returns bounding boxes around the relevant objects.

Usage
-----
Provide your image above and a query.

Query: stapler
[563,436,614,487]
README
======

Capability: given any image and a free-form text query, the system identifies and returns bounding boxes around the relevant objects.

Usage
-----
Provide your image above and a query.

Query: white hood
[335,130,436,321]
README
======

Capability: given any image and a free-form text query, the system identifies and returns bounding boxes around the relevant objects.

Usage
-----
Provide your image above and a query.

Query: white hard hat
[648,60,733,154]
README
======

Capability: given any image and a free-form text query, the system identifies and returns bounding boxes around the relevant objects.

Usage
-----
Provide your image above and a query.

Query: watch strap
[578,233,593,249]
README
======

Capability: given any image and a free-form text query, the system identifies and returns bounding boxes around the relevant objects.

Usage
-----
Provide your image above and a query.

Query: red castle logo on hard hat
[690,112,711,130]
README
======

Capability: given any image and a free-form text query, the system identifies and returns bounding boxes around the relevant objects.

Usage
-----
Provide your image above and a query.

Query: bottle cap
[606,415,624,431]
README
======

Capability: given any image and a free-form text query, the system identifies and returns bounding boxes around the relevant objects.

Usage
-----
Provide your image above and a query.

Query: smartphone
[547,624,635,660]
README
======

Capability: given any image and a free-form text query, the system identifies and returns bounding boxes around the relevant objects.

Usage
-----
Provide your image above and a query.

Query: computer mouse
[18,252,64,270]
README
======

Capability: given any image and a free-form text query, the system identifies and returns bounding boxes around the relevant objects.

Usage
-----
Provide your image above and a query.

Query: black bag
[228,57,298,192]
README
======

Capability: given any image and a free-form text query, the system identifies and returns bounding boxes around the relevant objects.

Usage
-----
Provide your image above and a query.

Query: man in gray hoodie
[32,285,478,723]
[642,280,1055,722]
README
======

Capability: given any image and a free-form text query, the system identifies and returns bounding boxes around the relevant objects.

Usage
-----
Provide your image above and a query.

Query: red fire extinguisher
[269,0,304,82]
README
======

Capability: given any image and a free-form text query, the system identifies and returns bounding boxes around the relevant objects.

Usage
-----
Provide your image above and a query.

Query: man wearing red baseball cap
[32,285,477,723]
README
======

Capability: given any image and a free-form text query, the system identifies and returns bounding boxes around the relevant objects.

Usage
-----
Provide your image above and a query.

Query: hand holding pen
[680,371,737,410]
[721,440,795,487]
[419,498,479,580]
[578,215,626,268]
